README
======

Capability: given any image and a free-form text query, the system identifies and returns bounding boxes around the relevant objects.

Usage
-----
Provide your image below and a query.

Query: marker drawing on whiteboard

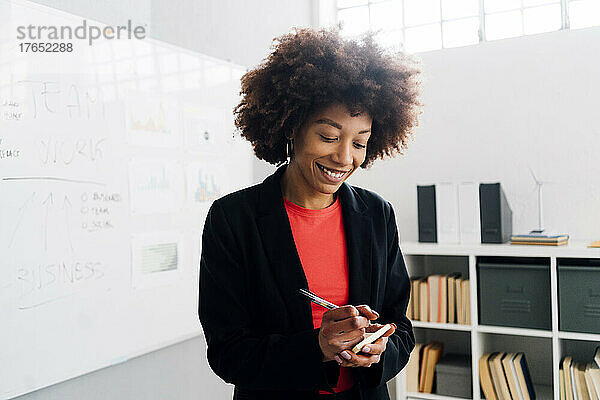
[8,191,36,248]
[42,192,53,251]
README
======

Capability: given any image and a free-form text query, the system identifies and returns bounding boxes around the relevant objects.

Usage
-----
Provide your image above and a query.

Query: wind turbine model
[528,168,549,234]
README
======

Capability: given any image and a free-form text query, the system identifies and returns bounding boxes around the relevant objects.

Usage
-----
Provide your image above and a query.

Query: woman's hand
[318,305,379,363]
[333,322,397,368]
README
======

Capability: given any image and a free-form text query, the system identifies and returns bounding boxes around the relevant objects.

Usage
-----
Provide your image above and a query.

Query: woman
[199,27,422,400]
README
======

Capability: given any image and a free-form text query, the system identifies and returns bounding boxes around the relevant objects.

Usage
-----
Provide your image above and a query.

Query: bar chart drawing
[129,159,183,214]
[126,96,180,148]
[187,162,226,206]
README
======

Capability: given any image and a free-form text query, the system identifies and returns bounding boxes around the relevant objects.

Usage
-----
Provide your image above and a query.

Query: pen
[298,288,379,334]
[298,288,339,310]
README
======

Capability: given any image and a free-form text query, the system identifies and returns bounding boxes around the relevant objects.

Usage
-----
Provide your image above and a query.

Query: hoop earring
[286,139,294,164]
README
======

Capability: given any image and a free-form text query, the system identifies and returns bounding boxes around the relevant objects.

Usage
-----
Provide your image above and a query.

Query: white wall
[346,26,600,243]
[150,0,317,67]
[30,0,315,67]
[14,1,313,400]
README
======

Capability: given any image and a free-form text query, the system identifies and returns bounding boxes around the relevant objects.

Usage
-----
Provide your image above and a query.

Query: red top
[283,194,354,394]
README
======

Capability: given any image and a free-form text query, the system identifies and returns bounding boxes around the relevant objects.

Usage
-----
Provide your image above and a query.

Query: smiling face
[282,102,372,209]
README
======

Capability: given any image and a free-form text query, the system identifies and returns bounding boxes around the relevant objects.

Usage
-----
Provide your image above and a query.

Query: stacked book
[560,347,600,400]
[405,342,444,393]
[479,352,536,400]
[407,274,470,325]
[510,233,569,246]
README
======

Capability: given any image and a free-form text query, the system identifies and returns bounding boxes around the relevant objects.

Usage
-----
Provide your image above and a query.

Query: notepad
[352,324,392,354]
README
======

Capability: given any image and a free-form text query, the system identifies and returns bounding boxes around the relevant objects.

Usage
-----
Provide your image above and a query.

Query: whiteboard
[0,1,253,398]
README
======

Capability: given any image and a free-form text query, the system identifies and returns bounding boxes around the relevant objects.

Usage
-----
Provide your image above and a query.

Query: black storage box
[558,259,600,334]
[417,185,437,243]
[478,260,551,330]
[435,353,472,399]
[479,183,512,243]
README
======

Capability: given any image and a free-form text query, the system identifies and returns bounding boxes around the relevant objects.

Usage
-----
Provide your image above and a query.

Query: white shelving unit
[394,241,600,400]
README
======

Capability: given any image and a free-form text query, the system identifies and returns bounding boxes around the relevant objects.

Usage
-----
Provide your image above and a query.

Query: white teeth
[318,164,345,179]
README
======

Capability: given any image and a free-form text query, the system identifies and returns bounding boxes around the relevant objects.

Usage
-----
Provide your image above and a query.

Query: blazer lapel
[256,165,373,332]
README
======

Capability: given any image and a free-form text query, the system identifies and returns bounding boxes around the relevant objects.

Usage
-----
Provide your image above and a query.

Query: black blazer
[199,164,415,400]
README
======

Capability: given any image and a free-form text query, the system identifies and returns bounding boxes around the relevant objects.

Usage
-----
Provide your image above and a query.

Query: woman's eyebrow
[314,118,371,134]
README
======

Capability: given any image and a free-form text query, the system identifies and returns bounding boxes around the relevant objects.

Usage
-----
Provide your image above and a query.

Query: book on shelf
[582,362,592,400]
[503,353,523,400]
[480,352,535,400]
[421,342,443,393]
[572,360,580,400]
[510,233,569,246]
[406,343,424,393]
[462,279,471,325]
[407,280,414,319]
[584,365,598,400]
[564,356,575,400]
[408,342,456,394]
[456,277,463,324]
[419,278,429,322]
[409,273,469,325]
[589,362,600,400]
[573,363,581,400]
[563,357,573,400]
[574,362,581,400]
[514,353,535,400]
[561,368,566,400]
[410,278,421,321]
[439,275,447,323]
[490,353,513,400]
[427,275,440,324]
[511,240,569,246]
[510,240,568,246]
[447,273,460,324]
[575,363,589,400]
[511,233,569,241]
[419,343,433,392]
[562,350,600,400]
[480,353,499,400]
[427,275,449,324]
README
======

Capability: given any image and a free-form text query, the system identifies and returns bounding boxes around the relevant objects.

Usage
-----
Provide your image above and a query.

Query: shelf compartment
[414,327,472,356]
[406,255,471,325]
[407,329,472,399]
[478,332,553,400]
[477,256,551,330]
[557,258,600,335]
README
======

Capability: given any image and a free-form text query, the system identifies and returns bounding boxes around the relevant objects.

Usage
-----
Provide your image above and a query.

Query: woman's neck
[280,163,335,210]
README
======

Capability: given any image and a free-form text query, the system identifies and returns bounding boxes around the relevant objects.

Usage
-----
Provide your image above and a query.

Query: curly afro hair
[234,26,422,169]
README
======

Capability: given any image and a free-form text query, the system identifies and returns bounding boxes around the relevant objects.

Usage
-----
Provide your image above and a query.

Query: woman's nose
[332,141,353,166]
